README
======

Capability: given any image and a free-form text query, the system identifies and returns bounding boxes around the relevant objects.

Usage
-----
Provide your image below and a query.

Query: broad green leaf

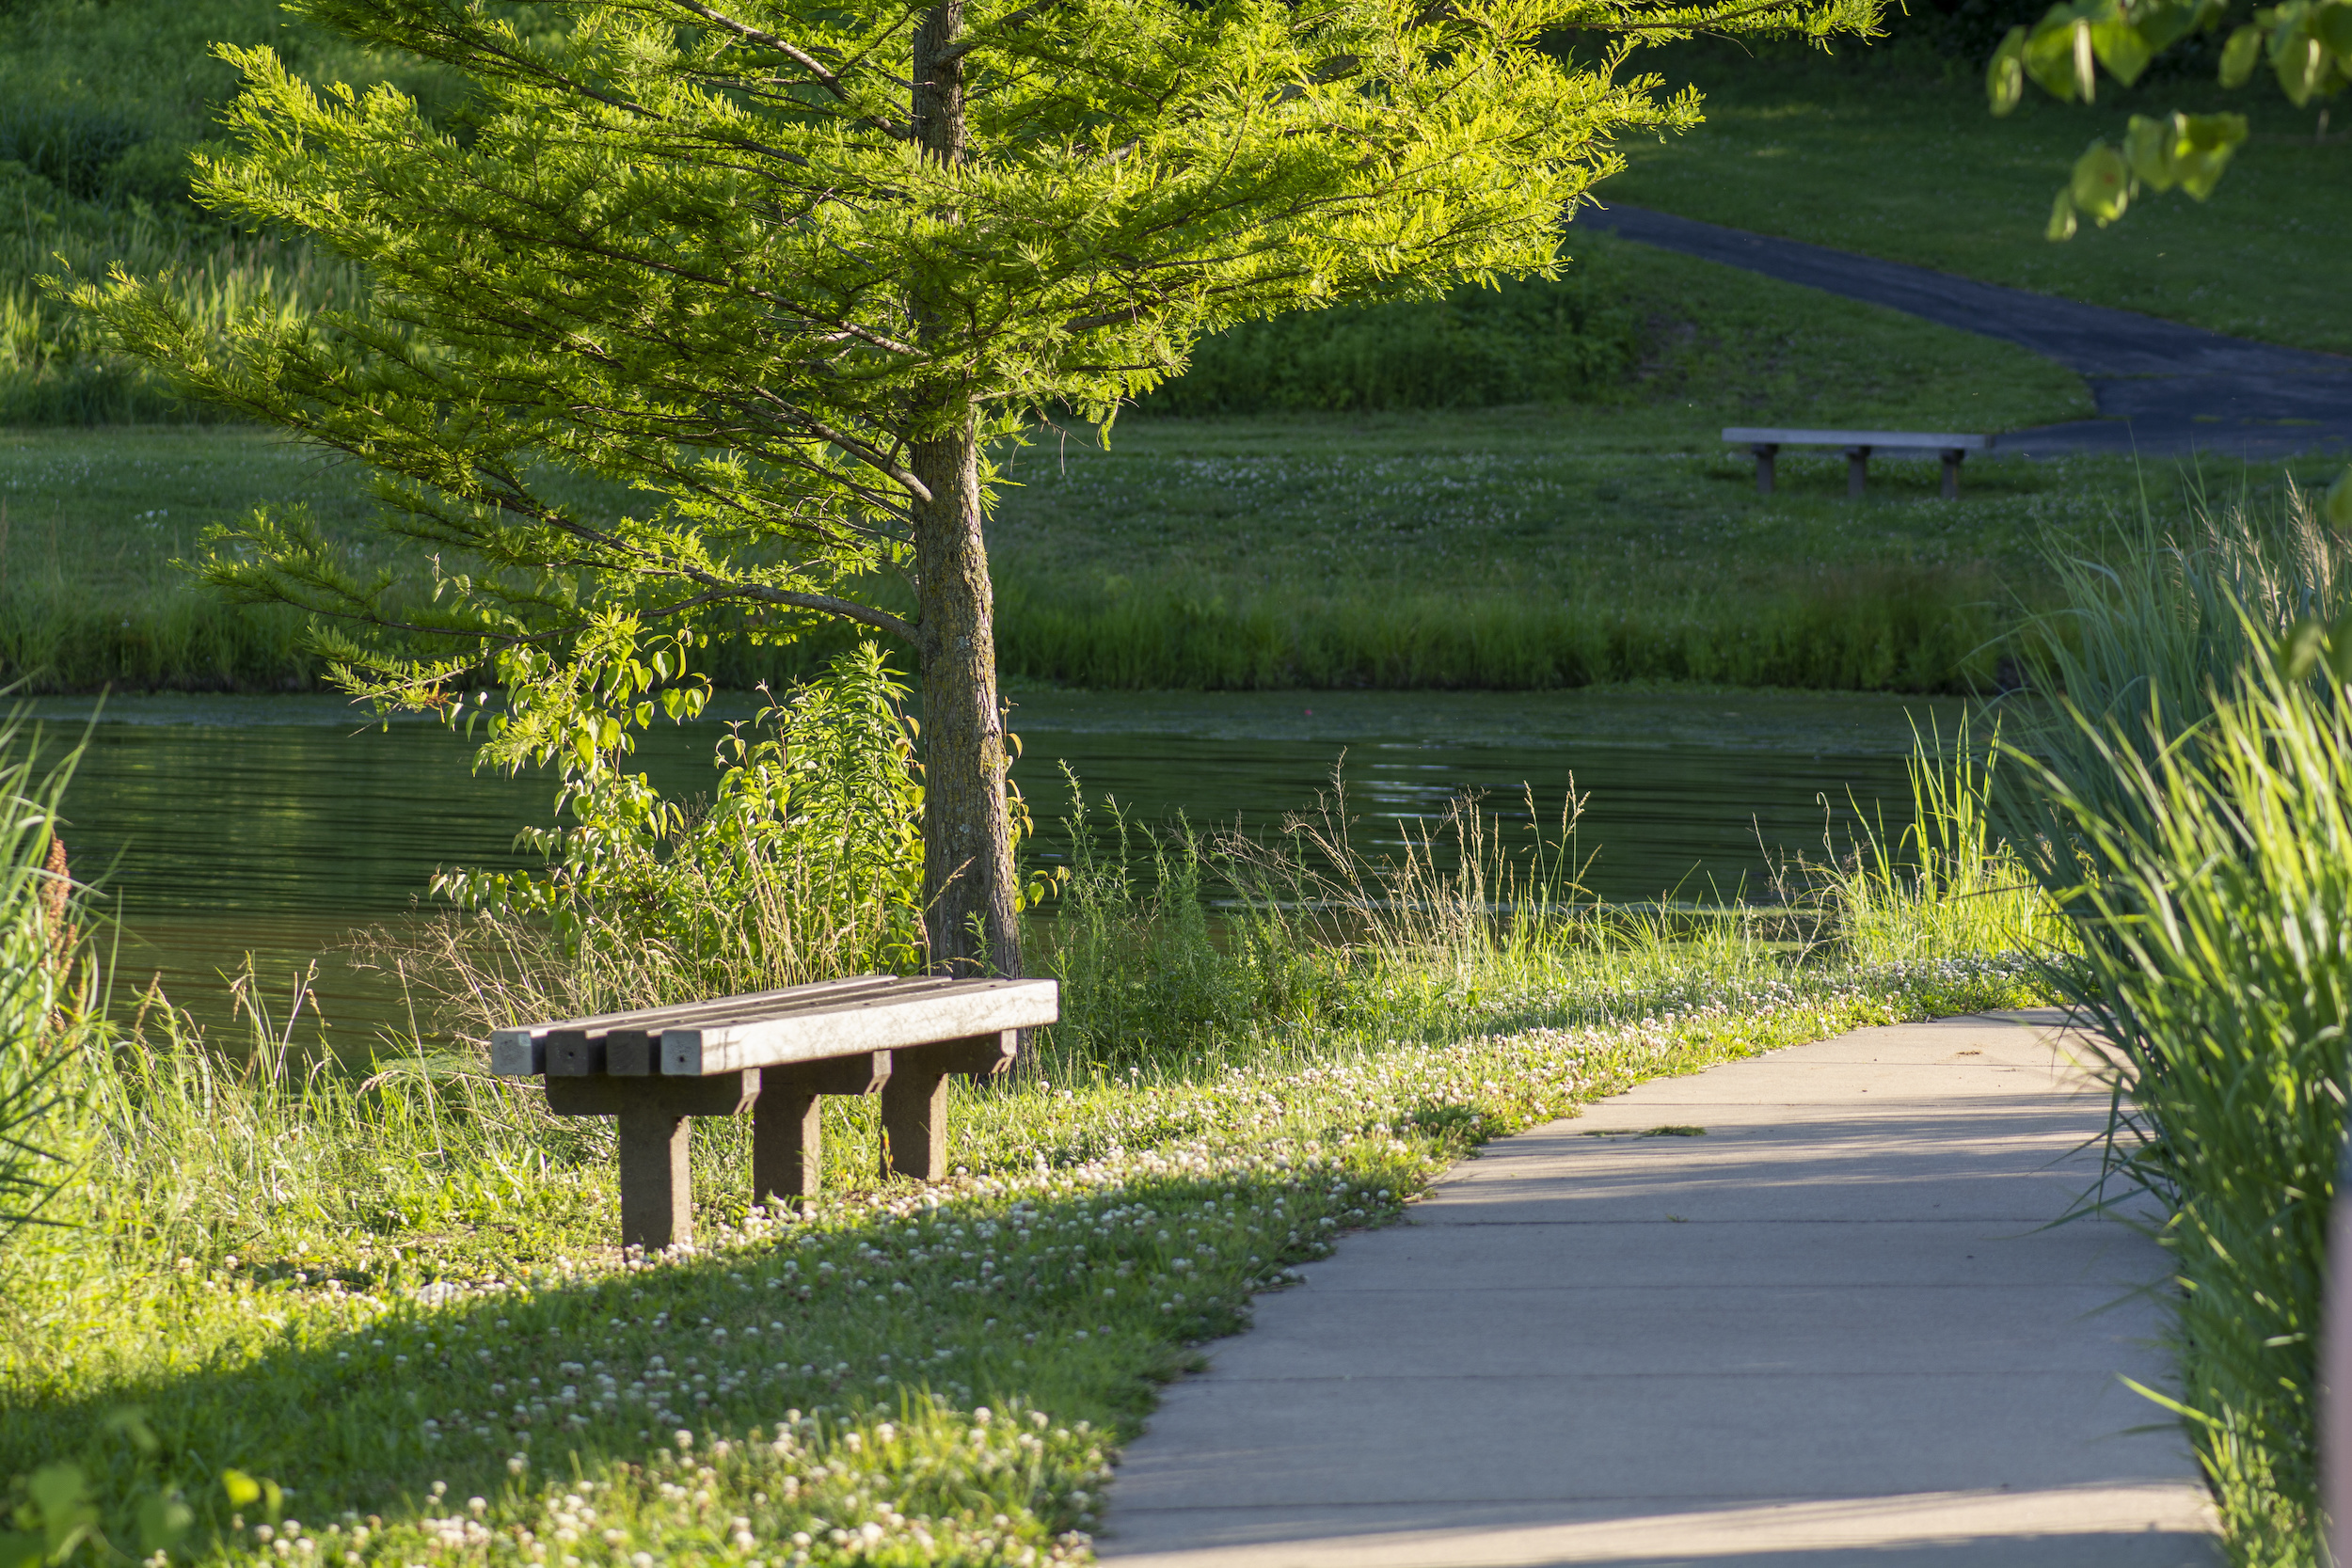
[2025,7,2094,99]
[2328,467,2352,529]
[2318,0,2352,59]
[135,1495,194,1555]
[2172,113,2249,197]
[2070,140,2133,222]
[2048,187,2082,240]
[0,1534,40,1568]
[2123,114,2180,188]
[2091,5,2155,83]
[2283,617,2327,680]
[2221,22,2265,82]
[2273,26,2330,102]
[1989,25,2028,112]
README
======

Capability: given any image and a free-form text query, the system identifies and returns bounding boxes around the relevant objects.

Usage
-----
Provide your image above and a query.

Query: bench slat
[1723,427,1991,450]
[660,978,1060,1075]
[490,974,974,1075]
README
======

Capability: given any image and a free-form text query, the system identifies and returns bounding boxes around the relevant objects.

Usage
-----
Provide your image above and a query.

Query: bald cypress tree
[81,0,1872,975]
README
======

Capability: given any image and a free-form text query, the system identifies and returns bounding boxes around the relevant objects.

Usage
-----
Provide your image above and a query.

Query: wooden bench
[1724,428,1992,499]
[489,974,1059,1251]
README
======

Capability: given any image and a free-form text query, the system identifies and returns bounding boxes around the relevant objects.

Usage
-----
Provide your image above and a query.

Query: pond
[24,685,1969,1049]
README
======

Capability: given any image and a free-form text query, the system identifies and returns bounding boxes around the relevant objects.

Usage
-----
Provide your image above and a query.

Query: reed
[0,708,83,1251]
[2002,481,2352,1566]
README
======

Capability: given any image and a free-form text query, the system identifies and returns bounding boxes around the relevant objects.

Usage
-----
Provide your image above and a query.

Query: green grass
[2,762,2057,1568]
[0,227,2260,697]
[1609,40,2352,352]
[2001,489,2352,1566]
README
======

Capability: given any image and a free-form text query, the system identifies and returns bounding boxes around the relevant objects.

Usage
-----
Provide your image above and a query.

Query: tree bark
[910,430,1019,977]
[908,1,1019,978]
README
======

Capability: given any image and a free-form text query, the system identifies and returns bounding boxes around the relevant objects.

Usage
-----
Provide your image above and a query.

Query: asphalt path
[1580,204,2352,458]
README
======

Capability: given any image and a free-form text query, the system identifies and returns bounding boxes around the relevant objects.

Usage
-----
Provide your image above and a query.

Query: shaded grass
[1609,40,2352,352]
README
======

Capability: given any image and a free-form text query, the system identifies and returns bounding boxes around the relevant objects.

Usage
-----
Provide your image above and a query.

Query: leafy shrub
[433,626,932,1015]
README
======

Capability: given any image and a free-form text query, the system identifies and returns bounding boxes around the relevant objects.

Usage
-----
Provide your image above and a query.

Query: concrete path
[1098,1012,2218,1567]
[1580,204,2352,460]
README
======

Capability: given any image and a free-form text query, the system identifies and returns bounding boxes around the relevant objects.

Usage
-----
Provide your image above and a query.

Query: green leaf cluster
[1988,0,2345,232]
[435,629,938,985]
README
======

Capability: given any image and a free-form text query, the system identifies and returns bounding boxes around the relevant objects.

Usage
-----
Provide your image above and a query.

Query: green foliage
[2003,486,2352,1566]
[1982,0,2346,233]
[64,0,1808,682]
[435,627,932,1000]
[1815,715,2073,968]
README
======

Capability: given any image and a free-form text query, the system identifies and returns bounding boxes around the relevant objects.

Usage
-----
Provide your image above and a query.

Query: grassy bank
[1612,40,2352,353]
[2,753,2055,1568]
[0,228,2253,699]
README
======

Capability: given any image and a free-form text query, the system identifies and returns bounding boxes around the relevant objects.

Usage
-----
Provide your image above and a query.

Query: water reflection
[27,687,1962,1045]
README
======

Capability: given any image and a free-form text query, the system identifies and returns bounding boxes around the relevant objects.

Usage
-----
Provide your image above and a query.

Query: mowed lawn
[1606,42,2352,353]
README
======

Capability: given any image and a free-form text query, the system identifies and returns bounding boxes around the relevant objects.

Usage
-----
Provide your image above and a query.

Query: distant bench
[1724,428,1993,499]
[490,974,1059,1251]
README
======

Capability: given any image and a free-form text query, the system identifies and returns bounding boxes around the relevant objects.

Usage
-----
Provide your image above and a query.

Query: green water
[26,686,1963,1045]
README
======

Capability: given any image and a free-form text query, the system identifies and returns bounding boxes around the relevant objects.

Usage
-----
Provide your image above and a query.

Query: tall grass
[0,710,83,1251]
[1,168,368,425]
[1134,263,1646,416]
[2005,480,2352,1567]
[1819,716,2070,969]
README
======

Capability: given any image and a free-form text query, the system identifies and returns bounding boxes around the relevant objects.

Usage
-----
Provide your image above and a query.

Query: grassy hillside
[1610,40,2352,352]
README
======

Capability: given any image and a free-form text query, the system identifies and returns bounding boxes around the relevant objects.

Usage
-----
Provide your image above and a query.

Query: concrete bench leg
[882,1031,1019,1182]
[752,1051,891,1208]
[1751,443,1778,496]
[1845,445,1871,499]
[618,1107,691,1252]
[1941,447,1965,499]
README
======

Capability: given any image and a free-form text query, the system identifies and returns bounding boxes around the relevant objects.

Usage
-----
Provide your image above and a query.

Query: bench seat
[1723,427,1992,499]
[490,974,1059,1250]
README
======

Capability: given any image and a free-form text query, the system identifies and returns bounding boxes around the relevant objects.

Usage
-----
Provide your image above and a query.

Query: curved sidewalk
[1098,1012,2218,1567]
[1580,204,2352,460]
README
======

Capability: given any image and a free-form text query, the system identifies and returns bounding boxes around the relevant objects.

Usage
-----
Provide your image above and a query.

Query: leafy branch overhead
[1987,0,2346,236]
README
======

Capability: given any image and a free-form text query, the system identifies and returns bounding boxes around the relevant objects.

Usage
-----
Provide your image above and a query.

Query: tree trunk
[908,3,1019,978]
[911,429,1019,977]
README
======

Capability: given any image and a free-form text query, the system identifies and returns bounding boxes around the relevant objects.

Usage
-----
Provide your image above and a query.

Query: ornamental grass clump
[2004,481,2352,1567]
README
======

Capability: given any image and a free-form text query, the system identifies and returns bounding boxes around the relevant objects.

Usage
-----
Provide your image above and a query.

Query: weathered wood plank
[660,979,1056,1075]
[488,974,993,1075]
[1722,427,1991,450]
[618,1107,692,1251]
[489,976,901,1073]
[545,1070,760,1117]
